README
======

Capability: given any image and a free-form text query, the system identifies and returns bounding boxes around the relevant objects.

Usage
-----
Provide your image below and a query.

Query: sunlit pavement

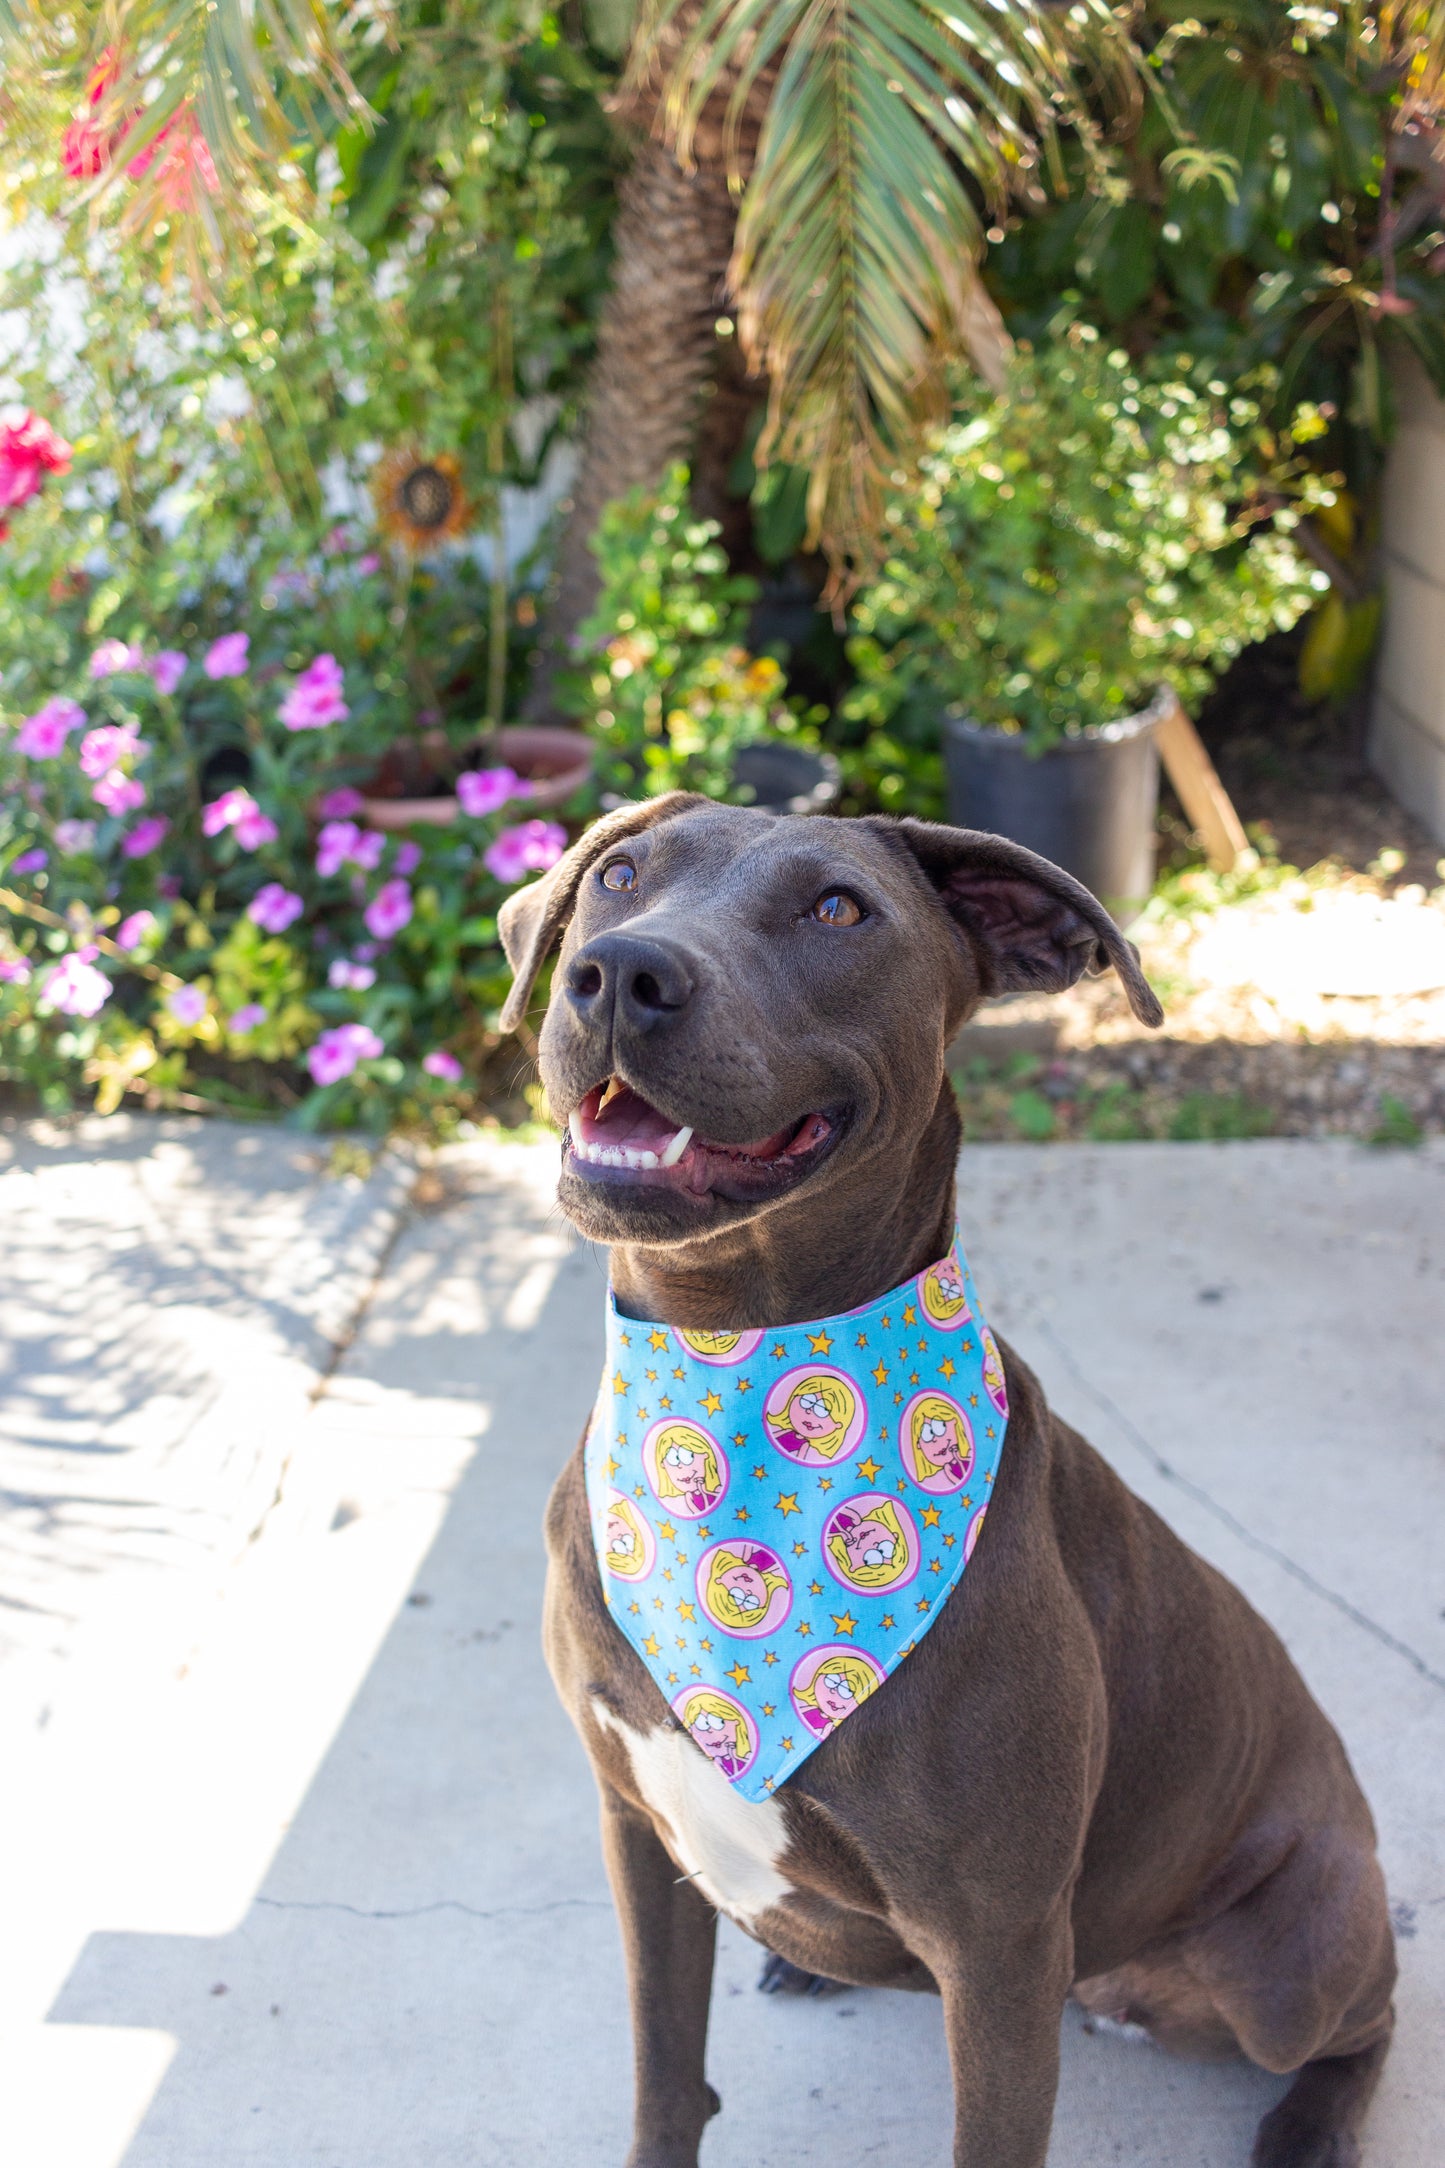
[1,1120,1441,2168]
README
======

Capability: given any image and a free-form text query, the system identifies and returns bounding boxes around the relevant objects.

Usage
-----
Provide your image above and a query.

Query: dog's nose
[565,932,695,1032]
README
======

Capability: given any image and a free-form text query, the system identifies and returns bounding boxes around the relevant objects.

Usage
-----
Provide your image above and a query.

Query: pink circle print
[789,1643,887,1741]
[672,1682,758,1783]
[763,1363,866,1467]
[695,1537,793,1639]
[642,1417,728,1520]
[821,1492,921,1597]
[672,1326,765,1367]
[917,1251,971,1331]
[598,1488,657,1583]
[980,1326,1009,1417]
[898,1388,975,1494]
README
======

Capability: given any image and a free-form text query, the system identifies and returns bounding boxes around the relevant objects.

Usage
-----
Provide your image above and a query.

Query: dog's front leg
[599,1783,720,2168]
[932,1907,1073,2168]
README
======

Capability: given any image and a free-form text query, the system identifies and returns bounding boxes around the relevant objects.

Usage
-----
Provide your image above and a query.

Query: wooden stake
[1155,692,1249,875]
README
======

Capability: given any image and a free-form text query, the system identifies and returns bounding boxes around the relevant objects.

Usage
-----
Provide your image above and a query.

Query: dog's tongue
[572,1079,822,1167]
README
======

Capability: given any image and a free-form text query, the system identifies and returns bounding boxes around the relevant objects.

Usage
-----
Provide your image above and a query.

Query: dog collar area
[585,1232,1009,1801]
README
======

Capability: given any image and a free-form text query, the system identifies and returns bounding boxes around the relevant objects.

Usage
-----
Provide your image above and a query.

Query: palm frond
[636,0,1141,594]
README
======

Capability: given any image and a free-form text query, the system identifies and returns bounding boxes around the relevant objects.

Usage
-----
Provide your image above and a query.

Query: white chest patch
[592,1700,794,1930]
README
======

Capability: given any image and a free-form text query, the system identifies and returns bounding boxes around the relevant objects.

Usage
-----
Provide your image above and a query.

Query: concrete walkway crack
[1033,1315,1445,1696]
[256,1894,609,1923]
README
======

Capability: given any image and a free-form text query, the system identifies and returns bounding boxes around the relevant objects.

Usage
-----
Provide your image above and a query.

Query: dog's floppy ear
[872,816,1164,1027]
[497,792,704,1032]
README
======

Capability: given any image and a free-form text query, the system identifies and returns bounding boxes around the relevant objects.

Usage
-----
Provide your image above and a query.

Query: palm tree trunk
[526,137,738,712]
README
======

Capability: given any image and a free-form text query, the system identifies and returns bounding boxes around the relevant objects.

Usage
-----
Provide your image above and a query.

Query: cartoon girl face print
[642,1418,728,1519]
[918,1252,971,1329]
[789,1644,886,1739]
[696,1539,793,1638]
[823,1493,920,1595]
[672,1685,756,1781]
[763,1365,865,1466]
[980,1326,1009,1417]
[599,1490,656,1581]
[899,1389,975,1494]
[674,1326,765,1367]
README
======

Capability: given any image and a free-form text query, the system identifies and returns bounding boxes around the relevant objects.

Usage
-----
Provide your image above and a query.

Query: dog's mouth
[565,1077,842,1200]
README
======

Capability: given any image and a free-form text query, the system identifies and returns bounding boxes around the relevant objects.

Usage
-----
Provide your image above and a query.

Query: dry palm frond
[636,0,1142,598]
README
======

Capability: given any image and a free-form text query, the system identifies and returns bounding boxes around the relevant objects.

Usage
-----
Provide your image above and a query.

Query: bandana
[585,1230,1008,1802]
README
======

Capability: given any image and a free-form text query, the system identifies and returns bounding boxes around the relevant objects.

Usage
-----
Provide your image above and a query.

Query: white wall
[1371,355,1445,848]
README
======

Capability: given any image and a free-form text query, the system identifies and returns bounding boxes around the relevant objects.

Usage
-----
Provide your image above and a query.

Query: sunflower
[372,448,472,553]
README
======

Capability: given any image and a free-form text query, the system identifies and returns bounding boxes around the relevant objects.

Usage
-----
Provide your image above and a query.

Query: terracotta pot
[359,725,594,831]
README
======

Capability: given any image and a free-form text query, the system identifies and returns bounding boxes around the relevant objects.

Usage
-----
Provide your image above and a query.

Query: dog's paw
[757,1951,845,1997]
[1252,2103,1361,2168]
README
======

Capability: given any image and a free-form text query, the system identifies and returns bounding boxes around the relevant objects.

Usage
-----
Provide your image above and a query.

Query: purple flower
[11,846,47,875]
[122,815,170,858]
[203,787,278,852]
[351,829,385,871]
[483,818,567,886]
[423,1049,464,1083]
[229,1003,268,1033]
[116,909,158,951]
[54,819,97,854]
[247,882,305,934]
[15,696,85,758]
[166,984,207,1026]
[315,819,384,877]
[317,786,366,819]
[306,1021,383,1086]
[456,765,524,819]
[157,872,182,900]
[203,632,250,680]
[39,952,109,1016]
[363,877,413,941]
[328,957,377,991]
[92,770,147,816]
[148,649,187,695]
[236,806,278,850]
[0,955,32,984]
[80,723,146,778]
[89,638,145,679]
[356,552,381,576]
[393,839,422,876]
[279,652,348,731]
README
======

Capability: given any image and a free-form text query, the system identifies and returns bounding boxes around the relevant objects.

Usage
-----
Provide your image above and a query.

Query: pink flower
[483,818,567,885]
[157,873,182,900]
[15,697,85,758]
[39,952,109,1017]
[202,788,276,850]
[92,770,147,816]
[393,839,422,876]
[0,409,72,511]
[61,49,120,181]
[315,819,384,876]
[147,649,187,695]
[80,722,145,777]
[116,909,158,951]
[89,638,146,679]
[229,1003,268,1034]
[351,829,385,871]
[247,882,305,934]
[203,632,249,680]
[279,652,348,731]
[237,806,278,850]
[132,110,219,212]
[356,552,381,576]
[0,955,32,984]
[422,1049,464,1083]
[328,958,377,991]
[55,819,97,854]
[456,766,524,819]
[363,877,413,941]
[122,815,170,858]
[317,786,366,819]
[11,846,47,875]
[166,984,207,1026]
[306,1021,383,1086]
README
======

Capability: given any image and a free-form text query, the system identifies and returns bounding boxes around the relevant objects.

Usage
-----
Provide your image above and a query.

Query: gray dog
[499,794,1395,2168]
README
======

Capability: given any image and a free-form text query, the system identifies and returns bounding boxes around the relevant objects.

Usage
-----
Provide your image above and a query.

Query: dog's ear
[871,816,1164,1027]
[497,793,704,1032]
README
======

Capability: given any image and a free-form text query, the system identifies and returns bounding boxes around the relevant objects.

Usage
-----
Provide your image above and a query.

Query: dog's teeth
[598,1076,626,1114]
[622,1148,642,1169]
[638,1149,658,1169]
[569,1112,586,1153]
[659,1125,693,1168]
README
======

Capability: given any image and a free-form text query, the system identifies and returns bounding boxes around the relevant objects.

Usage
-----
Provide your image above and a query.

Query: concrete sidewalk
[1,1121,1442,2167]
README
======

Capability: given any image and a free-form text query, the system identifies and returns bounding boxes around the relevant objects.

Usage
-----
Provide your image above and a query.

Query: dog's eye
[600,859,637,893]
[811,891,863,927]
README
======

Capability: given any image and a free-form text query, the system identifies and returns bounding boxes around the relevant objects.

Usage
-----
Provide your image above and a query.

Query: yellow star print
[831,1612,857,1637]
[808,1330,833,1355]
[701,1389,724,1416]
[871,1360,888,1386]
[939,1358,956,1380]
[775,1492,800,1517]
[603,1452,620,1481]
[677,1599,696,1621]
[920,1503,942,1527]
[612,1371,627,1396]
[903,1303,917,1325]
[648,1329,668,1351]
[726,1662,751,1688]
[855,1456,881,1484]
[796,1620,813,1636]
[643,1634,660,1656]
[659,1521,677,1543]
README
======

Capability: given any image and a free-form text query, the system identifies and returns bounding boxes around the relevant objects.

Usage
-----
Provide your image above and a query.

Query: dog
[498,794,1395,2168]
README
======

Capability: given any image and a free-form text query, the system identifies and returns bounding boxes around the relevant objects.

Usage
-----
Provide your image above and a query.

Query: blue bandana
[585,1231,1009,1802]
